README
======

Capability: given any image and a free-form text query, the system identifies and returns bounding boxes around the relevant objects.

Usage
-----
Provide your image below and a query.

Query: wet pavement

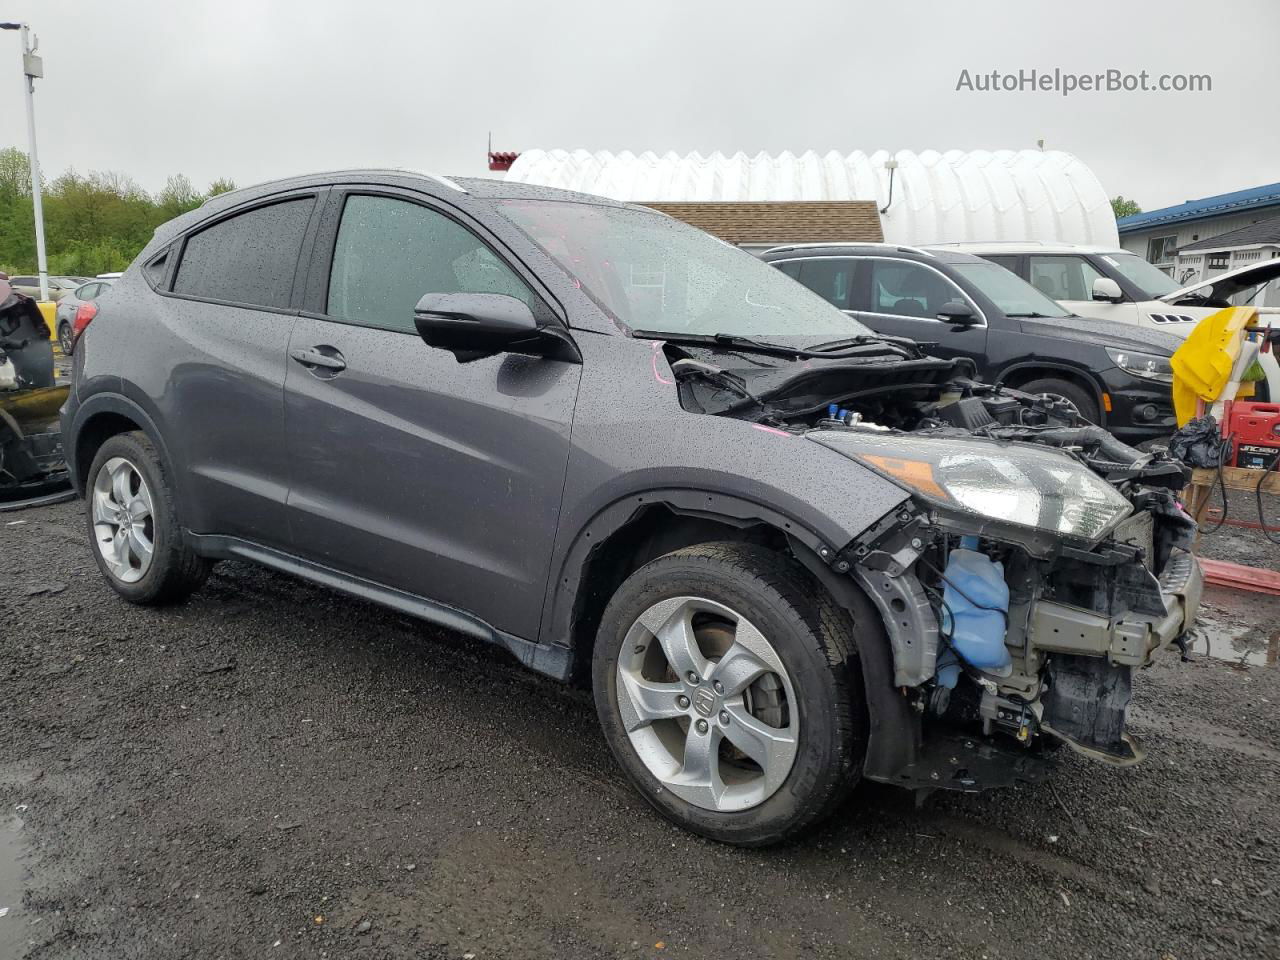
[1,499,1278,959]
[0,814,27,959]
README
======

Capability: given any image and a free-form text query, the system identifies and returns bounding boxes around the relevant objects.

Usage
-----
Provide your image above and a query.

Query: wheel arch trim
[996,361,1105,407]
[66,391,177,496]
[539,487,847,655]
[788,541,923,783]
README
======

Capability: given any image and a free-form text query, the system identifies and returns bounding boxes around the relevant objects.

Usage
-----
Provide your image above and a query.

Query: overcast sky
[1,0,1276,212]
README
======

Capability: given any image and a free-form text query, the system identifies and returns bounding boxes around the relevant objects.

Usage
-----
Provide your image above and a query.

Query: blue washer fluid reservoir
[940,536,1012,674]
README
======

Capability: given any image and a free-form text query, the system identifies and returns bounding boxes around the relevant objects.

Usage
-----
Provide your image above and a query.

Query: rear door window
[1028,255,1105,302]
[326,194,536,334]
[173,197,315,308]
[796,259,854,309]
[868,260,969,318]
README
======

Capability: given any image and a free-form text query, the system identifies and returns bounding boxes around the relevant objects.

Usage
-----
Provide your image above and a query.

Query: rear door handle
[290,346,347,372]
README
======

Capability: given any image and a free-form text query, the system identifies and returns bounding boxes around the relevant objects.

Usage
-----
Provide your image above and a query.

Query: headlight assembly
[812,432,1133,542]
[1105,347,1174,383]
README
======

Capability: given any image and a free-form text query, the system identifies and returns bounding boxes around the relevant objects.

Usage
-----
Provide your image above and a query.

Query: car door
[158,191,321,548]
[282,189,581,640]
[852,257,989,365]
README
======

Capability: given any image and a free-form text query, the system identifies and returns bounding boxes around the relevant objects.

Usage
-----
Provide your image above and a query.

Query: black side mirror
[413,292,579,364]
[936,299,979,326]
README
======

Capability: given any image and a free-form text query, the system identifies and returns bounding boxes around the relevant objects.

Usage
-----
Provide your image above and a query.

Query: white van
[932,242,1280,399]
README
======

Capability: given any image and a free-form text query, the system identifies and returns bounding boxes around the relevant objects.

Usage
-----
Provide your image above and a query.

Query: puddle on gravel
[1193,585,1280,668]
[0,814,27,958]
[1190,620,1279,667]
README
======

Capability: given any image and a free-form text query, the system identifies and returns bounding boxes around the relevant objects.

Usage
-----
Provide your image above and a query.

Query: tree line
[0,147,236,278]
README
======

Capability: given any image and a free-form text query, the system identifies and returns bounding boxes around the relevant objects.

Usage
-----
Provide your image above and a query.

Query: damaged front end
[811,399,1200,785]
[668,341,1201,788]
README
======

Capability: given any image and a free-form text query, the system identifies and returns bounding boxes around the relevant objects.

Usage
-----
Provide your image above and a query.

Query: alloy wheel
[615,596,799,812]
[91,456,155,583]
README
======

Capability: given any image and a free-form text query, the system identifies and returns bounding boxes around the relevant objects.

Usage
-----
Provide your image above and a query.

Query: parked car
[762,244,1181,443]
[63,171,1202,844]
[9,275,84,301]
[53,278,114,354]
[931,242,1280,400]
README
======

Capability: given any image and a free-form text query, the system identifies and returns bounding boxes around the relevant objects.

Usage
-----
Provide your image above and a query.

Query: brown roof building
[642,201,883,254]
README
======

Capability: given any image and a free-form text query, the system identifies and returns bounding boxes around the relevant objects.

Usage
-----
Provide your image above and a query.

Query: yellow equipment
[1170,306,1260,427]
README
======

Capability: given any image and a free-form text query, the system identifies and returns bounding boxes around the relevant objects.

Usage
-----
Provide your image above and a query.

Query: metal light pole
[0,21,47,301]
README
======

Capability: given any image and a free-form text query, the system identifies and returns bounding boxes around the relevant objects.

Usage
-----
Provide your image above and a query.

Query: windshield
[1102,252,1180,298]
[951,262,1072,317]
[496,201,872,338]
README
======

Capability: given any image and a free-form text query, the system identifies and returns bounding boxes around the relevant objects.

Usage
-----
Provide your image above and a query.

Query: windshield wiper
[631,331,806,358]
[808,334,919,352]
[631,330,908,360]
[1004,312,1059,319]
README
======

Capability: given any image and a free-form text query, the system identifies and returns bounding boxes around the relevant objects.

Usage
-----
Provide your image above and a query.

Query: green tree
[0,147,236,277]
[0,146,31,195]
[157,173,202,220]
[1111,196,1142,219]
[207,177,236,197]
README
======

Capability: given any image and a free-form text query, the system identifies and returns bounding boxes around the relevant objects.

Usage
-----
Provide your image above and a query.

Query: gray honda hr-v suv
[62,170,1202,845]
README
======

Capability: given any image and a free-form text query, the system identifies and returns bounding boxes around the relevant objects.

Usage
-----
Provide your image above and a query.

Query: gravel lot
[2,499,1278,960]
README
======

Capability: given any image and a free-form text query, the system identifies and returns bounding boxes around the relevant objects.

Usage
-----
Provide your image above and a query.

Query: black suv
[62,173,1202,845]
[762,244,1181,444]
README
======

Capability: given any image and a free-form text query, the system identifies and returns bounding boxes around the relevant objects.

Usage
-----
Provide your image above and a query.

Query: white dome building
[503,148,1118,249]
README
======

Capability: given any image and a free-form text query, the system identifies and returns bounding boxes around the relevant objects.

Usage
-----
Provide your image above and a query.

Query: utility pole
[1,22,47,301]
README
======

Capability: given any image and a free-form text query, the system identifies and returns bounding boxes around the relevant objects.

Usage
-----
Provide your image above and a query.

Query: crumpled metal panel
[504,149,1118,247]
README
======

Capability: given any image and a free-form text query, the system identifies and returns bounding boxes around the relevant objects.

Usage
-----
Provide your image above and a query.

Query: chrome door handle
[290,347,347,372]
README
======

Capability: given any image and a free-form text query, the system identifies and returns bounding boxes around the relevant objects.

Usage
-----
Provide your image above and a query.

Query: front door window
[327,195,538,333]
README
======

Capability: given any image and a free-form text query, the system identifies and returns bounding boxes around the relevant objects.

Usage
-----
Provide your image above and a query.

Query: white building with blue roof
[1117,181,1280,280]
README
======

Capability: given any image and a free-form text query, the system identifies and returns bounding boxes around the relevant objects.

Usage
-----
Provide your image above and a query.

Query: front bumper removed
[1028,549,1203,668]
[1033,549,1202,765]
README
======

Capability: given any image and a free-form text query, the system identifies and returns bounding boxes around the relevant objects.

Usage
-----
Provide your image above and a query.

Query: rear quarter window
[172,197,315,308]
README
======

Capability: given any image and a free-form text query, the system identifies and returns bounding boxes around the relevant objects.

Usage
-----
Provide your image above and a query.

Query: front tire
[85,431,211,605]
[592,542,866,846]
[1017,376,1100,423]
[58,320,73,355]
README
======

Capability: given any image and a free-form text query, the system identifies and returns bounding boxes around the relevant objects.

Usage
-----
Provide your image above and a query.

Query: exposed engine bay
[664,337,1202,784]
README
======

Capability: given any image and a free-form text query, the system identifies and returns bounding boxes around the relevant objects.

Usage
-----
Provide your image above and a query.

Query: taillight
[72,301,97,344]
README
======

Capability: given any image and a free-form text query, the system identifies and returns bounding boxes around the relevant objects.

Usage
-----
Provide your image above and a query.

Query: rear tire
[57,320,73,355]
[592,542,866,846]
[84,431,211,605]
[1016,376,1100,423]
